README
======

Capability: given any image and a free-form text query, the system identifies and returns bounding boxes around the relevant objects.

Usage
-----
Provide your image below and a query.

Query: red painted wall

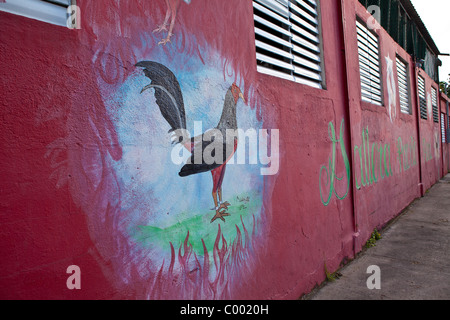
[0,6,123,299]
[441,93,450,175]
[416,69,442,191]
[342,1,421,251]
[0,0,446,300]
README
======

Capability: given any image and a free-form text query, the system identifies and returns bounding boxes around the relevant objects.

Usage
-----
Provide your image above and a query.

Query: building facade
[1,0,449,299]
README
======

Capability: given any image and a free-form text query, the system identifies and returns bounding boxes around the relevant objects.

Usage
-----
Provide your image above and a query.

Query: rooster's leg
[158,1,178,45]
[218,188,231,210]
[153,0,170,34]
[210,167,230,223]
[210,191,230,224]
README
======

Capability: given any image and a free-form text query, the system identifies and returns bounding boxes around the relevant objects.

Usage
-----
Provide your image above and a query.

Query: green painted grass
[133,192,261,255]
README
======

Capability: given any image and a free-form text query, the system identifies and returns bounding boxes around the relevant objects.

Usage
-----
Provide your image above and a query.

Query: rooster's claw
[153,24,168,33]
[158,33,174,46]
[211,210,230,223]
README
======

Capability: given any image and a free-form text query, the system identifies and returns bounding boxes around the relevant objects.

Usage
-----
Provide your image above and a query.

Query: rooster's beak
[239,92,246,105]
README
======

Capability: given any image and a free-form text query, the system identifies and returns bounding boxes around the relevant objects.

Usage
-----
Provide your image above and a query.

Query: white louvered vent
[356,20,382,105]
[0,0,74,27]
[253,0,324,89]
[442,113,446,143]
[396,57,410,114]
[418,76,427,120]
[432,87,438,123]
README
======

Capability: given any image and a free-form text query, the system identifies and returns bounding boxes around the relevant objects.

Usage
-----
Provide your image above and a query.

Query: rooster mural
[58,0,269,300]
[153,0,191,45]
[136,61,246,223]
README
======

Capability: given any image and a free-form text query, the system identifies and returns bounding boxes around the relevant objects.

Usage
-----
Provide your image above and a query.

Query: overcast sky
[410,0,450,83]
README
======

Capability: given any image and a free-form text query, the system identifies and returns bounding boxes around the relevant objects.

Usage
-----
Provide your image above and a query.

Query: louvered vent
[253,0,323,89]
[442,113,446,143]
[431,87,438,123]
[356,20,382,105]
[396,57,410,114]
[418,76,427,120]
[0,0,73,27]
[45,0,71,6]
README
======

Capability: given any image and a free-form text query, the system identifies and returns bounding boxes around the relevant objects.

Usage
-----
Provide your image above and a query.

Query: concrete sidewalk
[308,174,450,300]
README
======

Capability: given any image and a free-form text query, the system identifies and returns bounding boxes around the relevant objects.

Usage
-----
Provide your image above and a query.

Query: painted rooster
[136,61,246,223]
[153,0,191,45]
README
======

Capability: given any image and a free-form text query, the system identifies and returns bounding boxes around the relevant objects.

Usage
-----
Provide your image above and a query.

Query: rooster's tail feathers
[136,61,187,133]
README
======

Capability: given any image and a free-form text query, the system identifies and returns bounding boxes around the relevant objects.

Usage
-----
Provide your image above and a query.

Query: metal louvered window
[357,20,382,106]
[442,113,447,143]
[396,57,410,114]
[0,0,75,27]
[418,75,427,120]
[431,87,439,123]
[253,0,324,89]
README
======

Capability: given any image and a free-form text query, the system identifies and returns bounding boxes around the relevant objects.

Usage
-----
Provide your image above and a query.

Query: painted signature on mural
[422,137,436,162]
[397,136,418,172]
[318,120,435,206]
[319,119,351,206]
[353,127,393,190]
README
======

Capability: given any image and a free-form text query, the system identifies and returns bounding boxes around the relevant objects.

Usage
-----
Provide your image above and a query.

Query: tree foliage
[440,82,450,98]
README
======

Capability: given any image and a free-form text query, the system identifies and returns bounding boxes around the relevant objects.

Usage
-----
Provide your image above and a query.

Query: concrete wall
[441,93,450,175]
[342,0,429,252]
[0,0,446,299]
[416,68,443,192]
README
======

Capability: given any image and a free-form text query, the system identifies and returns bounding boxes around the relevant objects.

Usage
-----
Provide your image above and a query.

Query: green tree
[440,82,450,98]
